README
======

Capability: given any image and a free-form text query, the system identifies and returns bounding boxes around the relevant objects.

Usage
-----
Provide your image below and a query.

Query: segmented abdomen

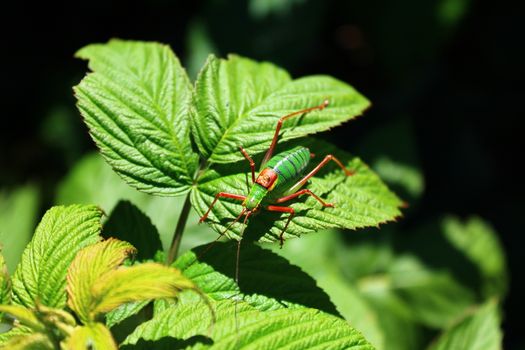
[265,146,310,190]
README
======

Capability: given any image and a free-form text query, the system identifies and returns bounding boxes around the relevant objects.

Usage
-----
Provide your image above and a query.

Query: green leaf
[103,201,162,261]
[0,185,40,273]
[67,239,136,323]
[0,254,10,307]
[442,216,507,299]
[74,39,198,196]
[90,263,196,317]
[193,139,402,242]
[123,300,374,350]
[428,301,502,350]
[174,241,338,315]
[12,205,102,309]
[63,323,117,350]
[191,54,370,164]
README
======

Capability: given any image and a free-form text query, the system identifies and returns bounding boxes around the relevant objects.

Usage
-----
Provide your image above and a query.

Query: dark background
[1,0,523,347]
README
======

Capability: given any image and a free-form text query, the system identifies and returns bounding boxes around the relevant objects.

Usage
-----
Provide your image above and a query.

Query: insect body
[199,99,352,246]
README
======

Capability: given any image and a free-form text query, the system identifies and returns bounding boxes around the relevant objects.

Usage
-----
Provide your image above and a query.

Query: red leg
[265,205,295,247]
[239,146,256,183]
[199,192,246,223]
[261,99,329,166]
[276,189,334,207]
[287,154,353,194]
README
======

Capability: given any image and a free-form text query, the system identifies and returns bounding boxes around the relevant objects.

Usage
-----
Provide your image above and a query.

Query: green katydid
[198,99,353,247]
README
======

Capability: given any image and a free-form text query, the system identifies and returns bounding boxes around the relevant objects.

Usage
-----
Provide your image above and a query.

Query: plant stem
[166,193,192,265]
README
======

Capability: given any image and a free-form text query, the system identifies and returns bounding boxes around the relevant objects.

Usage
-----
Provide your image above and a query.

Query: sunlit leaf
[193,139,402,242]
[63,323,117,350]
[192,54,369,164]
[123,300,374,350]
[12,205,102,308]
[75,39,198,196]
[67,239,136,323]
[90,263,196,317]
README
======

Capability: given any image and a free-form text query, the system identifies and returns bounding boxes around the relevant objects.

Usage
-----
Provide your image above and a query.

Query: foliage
[1,39,508,349]
[1,205,198,349]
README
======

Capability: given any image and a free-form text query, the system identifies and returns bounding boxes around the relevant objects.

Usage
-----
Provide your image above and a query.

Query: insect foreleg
[261,99,329,167]
[198,192,246,223]
[276,189,334,207]
[265,205,295,247]
[287,154,352,195]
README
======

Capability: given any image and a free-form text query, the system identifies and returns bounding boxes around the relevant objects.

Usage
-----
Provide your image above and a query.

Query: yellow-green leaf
[90,263,195,318]
[67,239,136,323]
[62,323,117,350]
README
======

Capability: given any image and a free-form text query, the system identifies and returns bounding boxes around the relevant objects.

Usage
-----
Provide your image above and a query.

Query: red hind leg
[265,205,295,247]
[287,154,352,194]
[276,189,334,207]
[261,100,329,166]
[199,192,246,223]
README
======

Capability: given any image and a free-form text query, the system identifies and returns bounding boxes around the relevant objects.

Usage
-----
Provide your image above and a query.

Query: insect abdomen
[266,146,310,187]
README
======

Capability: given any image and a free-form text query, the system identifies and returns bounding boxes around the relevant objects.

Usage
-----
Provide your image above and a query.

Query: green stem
[166,193,192,265]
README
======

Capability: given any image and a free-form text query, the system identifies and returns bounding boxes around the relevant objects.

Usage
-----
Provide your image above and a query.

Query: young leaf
[90,263,196,317]
[123,300,374,350]
[0,253,10,307]
[103,201,162,261]
[192,54,370,164]
[174,241,338,315]
[193,139,402,242]
[12,205,102,309]
[74,39,198,196]
[428,301,502,350]
[67,239,136,323]
[63,323,117,350]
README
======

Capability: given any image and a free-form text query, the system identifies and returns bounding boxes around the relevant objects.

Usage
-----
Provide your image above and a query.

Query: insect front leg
[199,192,246,223]
[239,146,256,183]
[265,205,295,247]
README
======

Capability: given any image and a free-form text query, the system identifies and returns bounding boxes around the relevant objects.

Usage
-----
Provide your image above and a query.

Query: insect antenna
[233,210,252,348]
[196,208,248,262]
